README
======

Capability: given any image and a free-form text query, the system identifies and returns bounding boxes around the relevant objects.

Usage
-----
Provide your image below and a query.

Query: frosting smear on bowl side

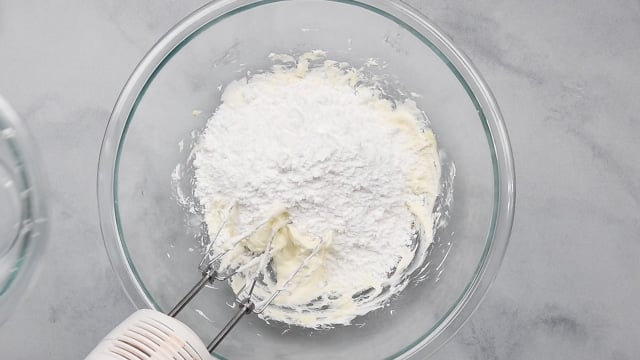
[193,51,441,329]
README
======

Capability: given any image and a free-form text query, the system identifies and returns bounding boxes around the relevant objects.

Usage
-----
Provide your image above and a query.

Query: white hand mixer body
[86,309,212,360]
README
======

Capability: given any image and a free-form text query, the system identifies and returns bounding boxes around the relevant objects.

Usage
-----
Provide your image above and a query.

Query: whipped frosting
[193,51,441,328]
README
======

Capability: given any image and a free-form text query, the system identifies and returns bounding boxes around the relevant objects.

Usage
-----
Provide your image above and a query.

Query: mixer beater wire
[167,205,325,353]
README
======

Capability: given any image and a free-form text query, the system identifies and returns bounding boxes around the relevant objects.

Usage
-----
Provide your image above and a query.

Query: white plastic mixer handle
[85,309,213,360]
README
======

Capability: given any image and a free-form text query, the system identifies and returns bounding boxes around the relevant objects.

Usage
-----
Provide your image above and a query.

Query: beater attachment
[169,204,325,353]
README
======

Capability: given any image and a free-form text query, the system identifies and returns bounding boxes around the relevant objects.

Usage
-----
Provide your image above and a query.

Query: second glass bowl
[0,96,48,325]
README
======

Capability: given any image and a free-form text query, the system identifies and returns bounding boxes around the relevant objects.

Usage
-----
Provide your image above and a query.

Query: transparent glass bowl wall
[0,96,47,325]
[97,1,515,359]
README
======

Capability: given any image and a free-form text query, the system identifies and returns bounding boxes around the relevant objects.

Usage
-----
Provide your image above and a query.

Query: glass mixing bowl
[0,96,48,325]
[97,1,515,358]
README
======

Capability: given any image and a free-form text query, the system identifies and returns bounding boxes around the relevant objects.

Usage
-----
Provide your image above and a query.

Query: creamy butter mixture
[193,51,441,328]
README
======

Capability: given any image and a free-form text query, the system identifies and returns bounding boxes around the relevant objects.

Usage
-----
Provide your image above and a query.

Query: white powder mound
[193,51,441,328]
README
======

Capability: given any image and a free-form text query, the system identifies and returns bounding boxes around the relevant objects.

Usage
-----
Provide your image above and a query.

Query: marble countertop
[1,0,638,359]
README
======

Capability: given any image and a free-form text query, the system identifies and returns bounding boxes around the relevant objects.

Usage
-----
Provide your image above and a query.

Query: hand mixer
[86,205,325,360]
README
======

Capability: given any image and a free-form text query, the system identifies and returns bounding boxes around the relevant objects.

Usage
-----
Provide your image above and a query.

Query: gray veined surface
[0,0,639,359]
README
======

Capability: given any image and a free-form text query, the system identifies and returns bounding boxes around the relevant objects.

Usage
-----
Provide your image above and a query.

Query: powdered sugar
[192,51,441,328]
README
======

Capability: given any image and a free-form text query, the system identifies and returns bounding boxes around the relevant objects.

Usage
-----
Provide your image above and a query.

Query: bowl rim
[97,0,515,358]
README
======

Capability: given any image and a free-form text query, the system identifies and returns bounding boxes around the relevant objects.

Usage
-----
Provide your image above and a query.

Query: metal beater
[167,204,325,353]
